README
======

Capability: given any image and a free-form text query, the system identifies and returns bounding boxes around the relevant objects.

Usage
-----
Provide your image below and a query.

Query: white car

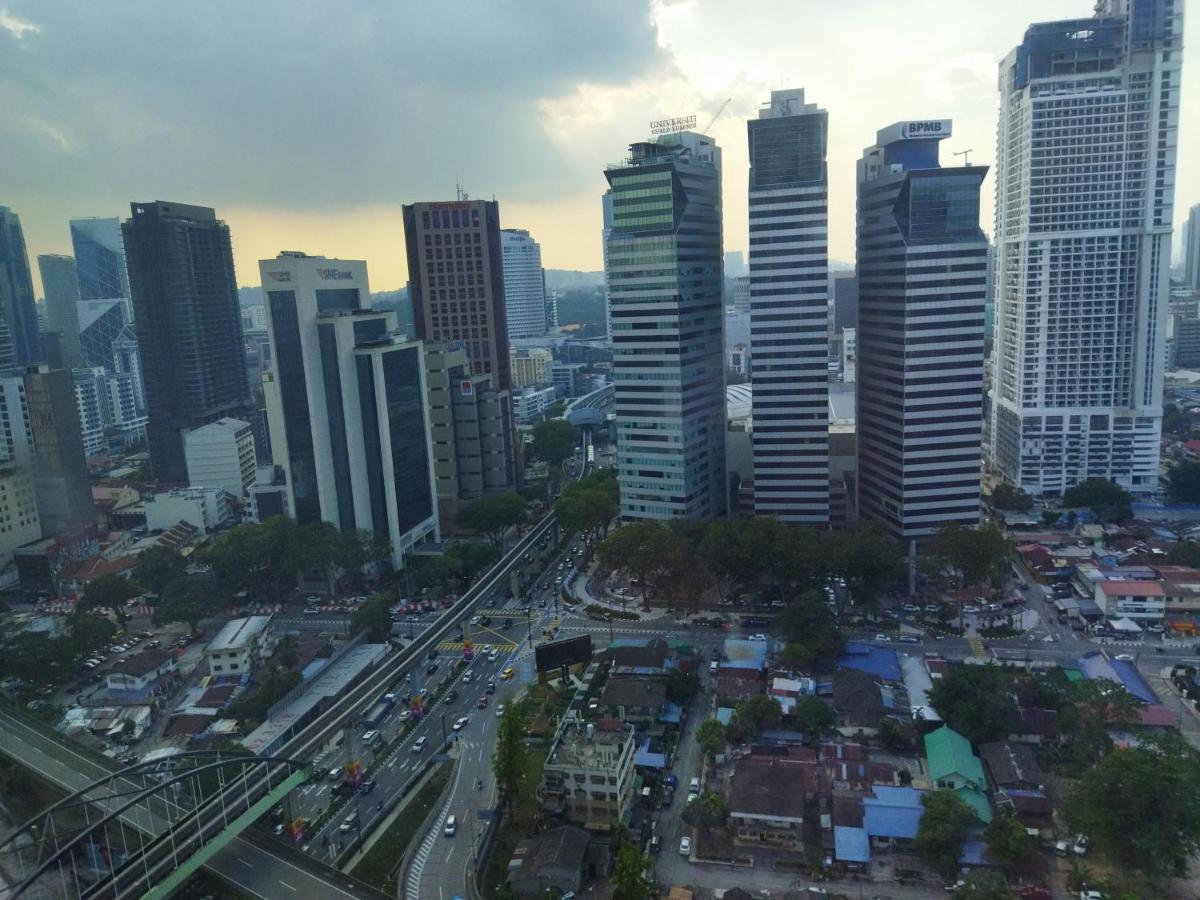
[689,776,701,792]
[488,649,500,662]
[444,815,457,837]
[462,672,473,683]
[747,633,767,642]
[452,716,470,731]
[495,703,506,717]
[874,634,891,643]
[1113,654,1134,662]
[678,836,691,856]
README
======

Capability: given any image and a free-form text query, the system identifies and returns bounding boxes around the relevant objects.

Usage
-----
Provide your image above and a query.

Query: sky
[4,0,1198,298]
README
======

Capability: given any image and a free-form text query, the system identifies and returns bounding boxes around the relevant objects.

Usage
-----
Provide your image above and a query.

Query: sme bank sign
[900,120,952,139]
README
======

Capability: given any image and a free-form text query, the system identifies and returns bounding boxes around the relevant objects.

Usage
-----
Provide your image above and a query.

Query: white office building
[185,417,257,498]
[747,89,830,523]
[261,252,438,566]
[988,1,1183,496]
[500,229,547,340]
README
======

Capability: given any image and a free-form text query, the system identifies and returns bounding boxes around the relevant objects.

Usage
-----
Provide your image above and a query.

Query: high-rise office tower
[260,252,438,565]
[500,229,547,340]
[123,202,250,482]
[37,254,83,367]
[0,207,43,367]
[1185,204,1200,291]
[605,130,726,520]
[857,120,989,544]
[988,1,1182,496]
[601,191,614,337]
[69,217,129,301]
[402,199,511,392]
[746,89,829,523]
[22,365,96,534]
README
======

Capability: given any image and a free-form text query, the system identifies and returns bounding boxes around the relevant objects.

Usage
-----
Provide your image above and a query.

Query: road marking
[279,881,297,892]
[238,857,253,867]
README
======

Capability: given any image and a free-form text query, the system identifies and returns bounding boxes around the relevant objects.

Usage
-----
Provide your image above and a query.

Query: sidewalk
[569,564,675,621]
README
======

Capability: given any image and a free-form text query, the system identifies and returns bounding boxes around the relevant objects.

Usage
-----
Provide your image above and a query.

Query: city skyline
[5,1,1197,299]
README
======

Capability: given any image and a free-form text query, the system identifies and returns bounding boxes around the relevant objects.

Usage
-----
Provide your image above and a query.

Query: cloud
[0,8,38,39]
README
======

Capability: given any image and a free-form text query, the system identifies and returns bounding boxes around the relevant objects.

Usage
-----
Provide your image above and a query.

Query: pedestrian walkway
[437,640,517,653]
[968,636,987,657]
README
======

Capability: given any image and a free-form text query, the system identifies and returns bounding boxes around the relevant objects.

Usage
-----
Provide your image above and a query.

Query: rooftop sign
[650,114,696,135]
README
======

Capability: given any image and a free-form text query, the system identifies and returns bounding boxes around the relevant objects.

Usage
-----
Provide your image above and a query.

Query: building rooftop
[838,643,902,682]
[110,648,175,678]
[206,616,272,654]
[924,725,985,787]
[862,786,924,839]
[729,756,814,821]
[545,717,634,771]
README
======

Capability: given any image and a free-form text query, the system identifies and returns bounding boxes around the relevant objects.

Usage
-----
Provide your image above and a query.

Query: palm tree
[275,634,300,671]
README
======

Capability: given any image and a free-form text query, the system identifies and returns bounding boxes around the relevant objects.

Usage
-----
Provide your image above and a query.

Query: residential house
[924,725,990,823]
[507,825,592,898]
[105,649,177,693]
[831,668,889,736]
[728,752,825,851]
[861,785,925,849]
[203,616,272,677]
[1094,580,1165,623]
[978,741,1043,792]
[598,676,667,725]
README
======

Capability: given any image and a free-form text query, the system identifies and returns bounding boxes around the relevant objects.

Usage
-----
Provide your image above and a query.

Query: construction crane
[953,148,974,166]
[703,98,732,134]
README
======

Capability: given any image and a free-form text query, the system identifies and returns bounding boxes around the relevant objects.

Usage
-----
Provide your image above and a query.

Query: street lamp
[605,614,614,644]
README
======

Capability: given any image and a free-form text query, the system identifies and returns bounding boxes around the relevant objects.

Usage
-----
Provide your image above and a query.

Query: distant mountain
[545,269,604,292]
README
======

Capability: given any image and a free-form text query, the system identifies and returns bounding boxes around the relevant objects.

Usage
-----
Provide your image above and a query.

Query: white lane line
[237,857,253,868]
[279,881,297,892]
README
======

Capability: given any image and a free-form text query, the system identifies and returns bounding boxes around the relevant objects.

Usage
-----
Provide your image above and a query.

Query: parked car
[678,836,691,856]
[1073,834,1089,857]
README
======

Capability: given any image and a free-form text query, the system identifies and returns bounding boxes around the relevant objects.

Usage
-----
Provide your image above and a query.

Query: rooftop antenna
[953,149,973,166]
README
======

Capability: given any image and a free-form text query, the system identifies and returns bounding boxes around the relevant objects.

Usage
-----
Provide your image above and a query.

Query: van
[412,736,428,753]
[444,815,457,837]
[339,812,358,833]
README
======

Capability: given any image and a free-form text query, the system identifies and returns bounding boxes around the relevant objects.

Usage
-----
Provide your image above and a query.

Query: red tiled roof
[59,555,137,583]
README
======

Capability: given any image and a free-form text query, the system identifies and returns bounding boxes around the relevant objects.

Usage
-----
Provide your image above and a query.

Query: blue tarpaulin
[838,643,902,682]
[863,786,924,840]
[634,738,666,769]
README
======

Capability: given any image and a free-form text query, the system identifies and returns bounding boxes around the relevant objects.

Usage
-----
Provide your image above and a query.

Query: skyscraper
[402,199,511,392]
[500,229,547,339]
[988,1,1182,496]
[260,251,438,565]
[69,217,130,301]
[605,130,726,520]
[123,202,250,482]
[747,89,830,523]
[0,207,42,366]
[857,120,989,545]
[22,365,96,534]
[1185,204,1200,292]
[37,254,83,367]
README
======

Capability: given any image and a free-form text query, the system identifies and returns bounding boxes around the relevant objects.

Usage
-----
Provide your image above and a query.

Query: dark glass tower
[0,206,43,367]
[123,202,250,482]
[70,217,130,301]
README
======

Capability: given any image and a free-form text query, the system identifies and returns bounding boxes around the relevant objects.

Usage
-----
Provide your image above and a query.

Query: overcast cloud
[4,0,1197,294]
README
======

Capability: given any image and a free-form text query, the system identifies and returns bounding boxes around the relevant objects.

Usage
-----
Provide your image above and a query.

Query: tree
[681,792,727,830]
[695,719,727,757]
[555,471,619,549]
[133,546,187,596]
[666,669,700,705]
[493,702,528,818]
[456,493,528,557]
[926,524,1012,592]
[792,695,836,742]
[928,665,1017,744]
[990,482,1034,513]
[65,612,117,660]
[530,419,578,482]
[830,522,904,617]
[985,808,1039,873]
[611,830,650,900]
[1167,460,1200,504]
[290,521,345,595]
[729,694,782,742]
[274,634,300,670]
[914,789,976,879]
[772,591,845,673]
[1062,478,1133,523]
[152,575,216,634]
[597,521,674,609]
[1065,732,1200,876]
[1039,510,1060,528]
[79,573,140,628]
[337,529,393,588]
[699,518,752,601]
[350,594,393,642]
[1167,540,1200,567]
[198,517,300,604]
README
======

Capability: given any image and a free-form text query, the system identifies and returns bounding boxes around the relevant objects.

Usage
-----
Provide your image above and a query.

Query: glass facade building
[988,0,1183,495]
[69,217,130,301]
[605,131,727,520]
[0,206,42,367]
[857,121,989,544]
[746,89,830,523]
[37,254,83,367]
[499,229,547,340]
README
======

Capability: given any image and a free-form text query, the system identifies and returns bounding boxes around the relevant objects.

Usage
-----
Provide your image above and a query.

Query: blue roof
[758,729,806,745]
[658,702,683,724]
[715,707,734,726]
[834,826,870,863]
[958,838,991,866]
[863,786,924,840]
[1109,658,1158,704]
[720,659,764,671]
[634,739,666,769]
[838,643,902,681]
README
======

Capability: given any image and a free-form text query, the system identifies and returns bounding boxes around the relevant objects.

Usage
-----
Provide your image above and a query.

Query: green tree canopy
[926,523,1012,590]
[198,517,299,604]
[681,791,728,830]
[79,573,140,626]
[829,522,905,615]
[792,695,836,742]
[596,521,676,608]
[915,789,976,879]
[555,470,619,547]
[695,719,727,757]
[1065,733,1200,876]
[1062,478,1133,523]
[65,612,117,660]
[133,546,187,595]
[729,694,783,742]
[529,419,578,470]
[350,594,394,642]
[984,808,1039,874]
[928,664,1017,744]
[152,573,219,634]
[611,830,650,900]
[1166,460,1200,505]
[772,590,846,673]
[456,493,528,556]
[990,482,1034,512]
[493,701,528,818]
[1168,540,1200,567]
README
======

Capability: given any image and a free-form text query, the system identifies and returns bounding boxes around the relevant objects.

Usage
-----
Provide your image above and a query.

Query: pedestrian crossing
[967,636,987,657]
[436,640,518,652]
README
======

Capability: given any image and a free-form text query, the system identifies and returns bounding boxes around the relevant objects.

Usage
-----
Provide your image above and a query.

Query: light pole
[605,614,614,645]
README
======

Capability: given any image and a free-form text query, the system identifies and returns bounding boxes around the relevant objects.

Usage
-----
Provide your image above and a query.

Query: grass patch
[349,762,452,894]
[584,603,639,620]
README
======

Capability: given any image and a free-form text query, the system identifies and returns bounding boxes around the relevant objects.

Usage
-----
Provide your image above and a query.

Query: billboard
[534,634,593,673]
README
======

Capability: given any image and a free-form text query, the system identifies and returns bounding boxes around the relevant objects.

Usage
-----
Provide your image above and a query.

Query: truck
[362,693,396,727]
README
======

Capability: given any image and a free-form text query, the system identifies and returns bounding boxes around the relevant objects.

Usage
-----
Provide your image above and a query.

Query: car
[1147,623,1164,633]
[360,777,377,795]
[963,605,981,614]
[709,660,719,673]
[1078,891,1104,900]
[469,616,480,626]
[678,836,691,856]
[398,709,412,722]
[485,681,496,694]
[874,634,891,643]
[924,604,941,614]
[502,618,513,630]
[452,716,470,731]
[360,730,379,745]
[500,667,515,680]
[488,649,500,662]
[1073,834,1089,856]
[897,634,921,644]
[412,736,428,753]
[427,649,439,661]
[747,633,767,642]
[329,766,342,780]
[480,615,492,627]
[445,690,459,704]
[496,703,506,717]
[689,776,701,792]
[902,603,921,613]
[444,814,457,837]
[339,812,358,833]
[477,696,489,709]
[426,663,439,675]
[1113,654,1134,662]
[462,672,473,683]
